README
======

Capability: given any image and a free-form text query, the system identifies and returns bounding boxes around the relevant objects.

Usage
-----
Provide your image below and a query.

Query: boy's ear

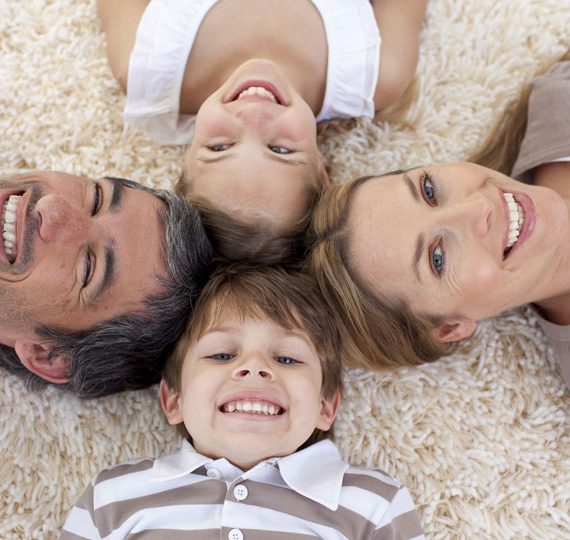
[14,340,70,384]
[159,380,184,425]
[316,389,341,432]
[434,319,477,343]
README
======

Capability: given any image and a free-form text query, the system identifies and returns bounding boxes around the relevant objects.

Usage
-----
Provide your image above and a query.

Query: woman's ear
[14,340,70,384]
[434,319,477,343]
[159,379,184,425]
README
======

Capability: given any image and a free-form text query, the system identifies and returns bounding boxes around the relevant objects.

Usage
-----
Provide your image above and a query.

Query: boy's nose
[232,353,276,381]
[35,194,90,243]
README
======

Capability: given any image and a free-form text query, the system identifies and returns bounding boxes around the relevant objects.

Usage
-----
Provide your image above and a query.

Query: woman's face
[347,163,569,332]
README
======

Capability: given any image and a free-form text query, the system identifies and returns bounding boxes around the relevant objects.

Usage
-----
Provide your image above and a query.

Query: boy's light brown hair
[162,263,343,446]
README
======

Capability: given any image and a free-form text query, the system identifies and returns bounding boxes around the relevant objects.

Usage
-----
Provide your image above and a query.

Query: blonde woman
[308,51,570,387]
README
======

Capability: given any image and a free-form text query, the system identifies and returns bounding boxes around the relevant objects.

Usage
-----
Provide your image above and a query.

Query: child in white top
[61,264,425,539]
[98,0,426,236]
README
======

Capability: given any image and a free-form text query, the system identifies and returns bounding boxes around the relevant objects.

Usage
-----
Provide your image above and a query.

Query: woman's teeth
[222,400,282,415]
[3,194,21,262]
[237,86,277,102]
[504,192,524,251]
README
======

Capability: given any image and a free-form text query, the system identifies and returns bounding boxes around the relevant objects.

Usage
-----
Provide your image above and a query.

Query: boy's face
[182,59,329,231]
[161,310,339,470]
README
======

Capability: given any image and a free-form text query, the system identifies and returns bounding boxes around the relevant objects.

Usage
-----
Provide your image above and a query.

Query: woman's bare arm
[97,0,149,92]
[371,0,427,110]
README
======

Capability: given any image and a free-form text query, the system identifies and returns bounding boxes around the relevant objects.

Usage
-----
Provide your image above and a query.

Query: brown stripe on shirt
[373,509,424,539]
[343,471,400,500]
[95,458,154,484]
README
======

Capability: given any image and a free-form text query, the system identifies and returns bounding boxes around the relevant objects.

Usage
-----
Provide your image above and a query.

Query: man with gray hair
[0,171,215,397]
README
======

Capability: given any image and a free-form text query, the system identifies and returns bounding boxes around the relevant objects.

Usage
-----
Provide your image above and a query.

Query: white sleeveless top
[124,0,381,144]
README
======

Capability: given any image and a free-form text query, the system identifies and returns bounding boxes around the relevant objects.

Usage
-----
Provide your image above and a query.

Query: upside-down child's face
[183,59,329,232]
[161,307,339,470]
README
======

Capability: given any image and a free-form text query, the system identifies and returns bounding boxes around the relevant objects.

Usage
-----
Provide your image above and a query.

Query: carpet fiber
[1,0,569,538]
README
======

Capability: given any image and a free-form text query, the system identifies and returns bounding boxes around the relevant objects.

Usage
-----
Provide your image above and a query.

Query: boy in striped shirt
[61,264,425,539]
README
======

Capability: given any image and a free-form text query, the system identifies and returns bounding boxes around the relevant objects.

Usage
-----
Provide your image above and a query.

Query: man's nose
[231,352,276,381]
[35,194,90,243]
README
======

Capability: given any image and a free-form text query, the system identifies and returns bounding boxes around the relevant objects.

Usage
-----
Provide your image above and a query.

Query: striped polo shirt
[60,439,425,539]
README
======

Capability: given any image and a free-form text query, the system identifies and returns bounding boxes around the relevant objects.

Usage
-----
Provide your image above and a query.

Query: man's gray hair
[0,179,215,398]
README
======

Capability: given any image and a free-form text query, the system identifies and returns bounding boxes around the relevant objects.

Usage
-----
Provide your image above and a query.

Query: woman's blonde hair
[470,48,570,175]
[307,176,450,370]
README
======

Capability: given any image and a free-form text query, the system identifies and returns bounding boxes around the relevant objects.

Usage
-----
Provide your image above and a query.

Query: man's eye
[92,183,103,215]
[420,171,437,206]
[208,353,233,361]
[207,144,231,152]
[269,145,292,155]
[83,251,95,287]
[276,356,299,365]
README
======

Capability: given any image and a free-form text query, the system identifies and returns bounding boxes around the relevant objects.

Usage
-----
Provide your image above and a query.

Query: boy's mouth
[220,399,284,416]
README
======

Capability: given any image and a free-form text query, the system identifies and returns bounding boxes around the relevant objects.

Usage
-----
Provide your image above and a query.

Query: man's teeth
[237,86,277,102]
[3,195,21,261]
[504,192,524,250]
[222,401,281,416]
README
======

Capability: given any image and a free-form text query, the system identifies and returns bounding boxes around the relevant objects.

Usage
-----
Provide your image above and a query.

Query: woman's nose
[232,353,276,381]
[235,102,275,128]
[35,194,90,243]
[443,193,492,238]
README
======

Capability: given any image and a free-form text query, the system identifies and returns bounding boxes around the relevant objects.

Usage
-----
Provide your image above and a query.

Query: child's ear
[434,319,477,343]
[159,380,184,425]
[14,340,70,384]
[316,389,341,432]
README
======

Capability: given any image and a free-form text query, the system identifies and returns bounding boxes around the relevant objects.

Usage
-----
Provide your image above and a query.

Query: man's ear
[159,379,184,425]
[13,340,70,384]
[434,319,477,343]
[316,389,341,432]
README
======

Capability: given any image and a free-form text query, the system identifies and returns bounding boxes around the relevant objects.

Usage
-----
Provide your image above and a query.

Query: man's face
[0,172,167,347]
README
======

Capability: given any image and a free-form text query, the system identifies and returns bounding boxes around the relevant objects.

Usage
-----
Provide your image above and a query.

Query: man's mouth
[220,400,284,416]
[503,191,524,258]
[2,194,22,263]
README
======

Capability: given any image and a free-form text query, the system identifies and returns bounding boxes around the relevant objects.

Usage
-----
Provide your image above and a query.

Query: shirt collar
[151,439,348,511]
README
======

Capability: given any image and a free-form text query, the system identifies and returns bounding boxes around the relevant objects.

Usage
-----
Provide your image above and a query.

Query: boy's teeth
[2,195,22,262]
[237,86,277,102]
[503,192,524,251]
[222,400,281,415]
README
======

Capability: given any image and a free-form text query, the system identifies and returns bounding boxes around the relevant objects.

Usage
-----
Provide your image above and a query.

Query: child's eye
[276,356,299,365]
[207,144,232,152]
[208,353,233,361]
[420,170,437,206]
[268,145,292,155]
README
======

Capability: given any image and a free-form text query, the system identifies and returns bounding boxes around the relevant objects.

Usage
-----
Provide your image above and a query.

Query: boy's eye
[420,170,437,206]
[268,145,292,155]
[207,144,232,152]
[276,356,299,365]
[208,353,233,361]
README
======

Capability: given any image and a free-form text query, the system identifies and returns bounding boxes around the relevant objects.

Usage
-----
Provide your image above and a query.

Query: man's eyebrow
[108,178,125,211]
[413,233,424,283]
[403,172,419,201]
[91,244,116,305]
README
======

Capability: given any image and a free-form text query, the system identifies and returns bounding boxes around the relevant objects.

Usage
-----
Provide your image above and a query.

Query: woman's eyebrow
[403,172,419,201]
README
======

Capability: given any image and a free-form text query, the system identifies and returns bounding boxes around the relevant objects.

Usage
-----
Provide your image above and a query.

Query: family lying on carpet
[0,0,568,537]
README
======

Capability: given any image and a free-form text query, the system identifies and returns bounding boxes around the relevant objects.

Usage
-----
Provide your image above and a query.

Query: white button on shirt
[233,484,248,501]
[228,528,244,540]
[206,468,221,479]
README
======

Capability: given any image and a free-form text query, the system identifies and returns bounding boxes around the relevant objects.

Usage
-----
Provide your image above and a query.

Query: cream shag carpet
[1,1,569,538]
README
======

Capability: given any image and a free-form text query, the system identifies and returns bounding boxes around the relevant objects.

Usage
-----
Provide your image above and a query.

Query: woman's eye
[207,144,231,152]
[420,171,437,206]
[269,145,292,155]
[208,353,233,361]
[430,243,445,277]
[92,183,102,215]
[83,251,95,287]
[276,356,299,365]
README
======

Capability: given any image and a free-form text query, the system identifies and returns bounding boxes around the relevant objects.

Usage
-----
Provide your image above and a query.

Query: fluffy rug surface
[1,0,569,538]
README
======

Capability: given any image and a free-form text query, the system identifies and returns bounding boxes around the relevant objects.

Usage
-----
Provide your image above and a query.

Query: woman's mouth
[2,194,22,263]
[502,190,535,259]
[227,80,285,105]
[503,192,524,256]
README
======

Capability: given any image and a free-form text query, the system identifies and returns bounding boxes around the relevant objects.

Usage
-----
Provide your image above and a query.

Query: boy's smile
[161,310,338,470]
